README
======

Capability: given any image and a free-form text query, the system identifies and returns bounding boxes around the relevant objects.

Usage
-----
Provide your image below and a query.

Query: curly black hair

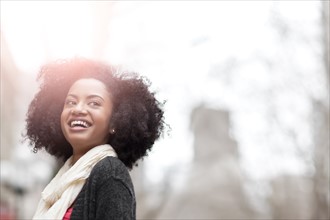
[24,57,166,169]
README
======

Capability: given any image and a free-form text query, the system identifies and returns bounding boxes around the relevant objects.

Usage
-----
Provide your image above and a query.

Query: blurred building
[0,34,56,220]
[156,106,256,219]
[269,175,315,219]
[1,34,21,220]
[1,33,20,161]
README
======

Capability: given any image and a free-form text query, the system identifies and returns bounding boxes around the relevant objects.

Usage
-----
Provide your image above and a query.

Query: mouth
[69,119,92,128]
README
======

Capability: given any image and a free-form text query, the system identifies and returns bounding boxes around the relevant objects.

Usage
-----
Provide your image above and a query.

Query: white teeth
[70,120,89,128]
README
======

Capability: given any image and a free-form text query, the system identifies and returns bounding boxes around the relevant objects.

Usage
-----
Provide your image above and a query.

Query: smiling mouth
[69,120,91,128]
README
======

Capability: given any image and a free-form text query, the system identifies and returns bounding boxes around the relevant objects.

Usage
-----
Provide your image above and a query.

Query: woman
[24,57,166,220]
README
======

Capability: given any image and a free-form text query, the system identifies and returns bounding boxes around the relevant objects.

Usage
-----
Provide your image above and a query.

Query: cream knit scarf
[33,144,117,220]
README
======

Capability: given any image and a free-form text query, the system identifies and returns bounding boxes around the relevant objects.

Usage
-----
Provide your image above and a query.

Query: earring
[110,129,115,134]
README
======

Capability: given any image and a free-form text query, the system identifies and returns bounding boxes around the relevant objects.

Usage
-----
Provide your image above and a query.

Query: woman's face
[61,78,113,152]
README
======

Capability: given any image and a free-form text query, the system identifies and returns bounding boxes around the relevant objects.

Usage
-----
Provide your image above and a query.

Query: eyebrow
[66,94,105,101]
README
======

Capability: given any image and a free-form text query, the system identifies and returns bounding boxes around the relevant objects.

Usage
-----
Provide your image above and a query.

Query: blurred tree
[312,1,329,219]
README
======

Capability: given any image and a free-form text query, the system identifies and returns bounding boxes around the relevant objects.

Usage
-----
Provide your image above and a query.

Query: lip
[69,126,88,131]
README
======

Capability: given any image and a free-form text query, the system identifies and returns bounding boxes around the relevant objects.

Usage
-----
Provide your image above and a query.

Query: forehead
[67,78,110,97]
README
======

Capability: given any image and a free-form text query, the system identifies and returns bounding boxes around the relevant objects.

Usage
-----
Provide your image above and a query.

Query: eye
[65,100,76,106]
[89,101,101,107]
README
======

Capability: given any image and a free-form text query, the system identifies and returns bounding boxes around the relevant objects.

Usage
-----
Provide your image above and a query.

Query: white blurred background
[1,1,329,219]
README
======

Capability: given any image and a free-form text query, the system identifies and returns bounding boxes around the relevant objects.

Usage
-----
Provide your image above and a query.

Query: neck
[71,152,84,166]
[70,143,93,166]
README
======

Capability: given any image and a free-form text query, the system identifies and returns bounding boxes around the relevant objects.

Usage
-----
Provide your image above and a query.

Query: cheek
[97,112,112,132]
[99,114,111,129]
[60,110,67,132]
[107,105,114,125]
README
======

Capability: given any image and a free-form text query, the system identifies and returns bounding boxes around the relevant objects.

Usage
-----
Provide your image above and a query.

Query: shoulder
[91,156,129,178]
[89,156,134,194]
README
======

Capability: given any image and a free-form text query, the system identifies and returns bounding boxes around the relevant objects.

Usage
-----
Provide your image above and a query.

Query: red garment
[63,207,73,220]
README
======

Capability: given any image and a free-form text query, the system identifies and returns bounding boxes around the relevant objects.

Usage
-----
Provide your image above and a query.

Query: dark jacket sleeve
[95,177,135,220]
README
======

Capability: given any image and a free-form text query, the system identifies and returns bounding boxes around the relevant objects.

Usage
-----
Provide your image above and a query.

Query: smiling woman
[23,57,166,220]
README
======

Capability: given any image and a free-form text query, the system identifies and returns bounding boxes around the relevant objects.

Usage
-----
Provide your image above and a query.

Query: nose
[71,103,87,115]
